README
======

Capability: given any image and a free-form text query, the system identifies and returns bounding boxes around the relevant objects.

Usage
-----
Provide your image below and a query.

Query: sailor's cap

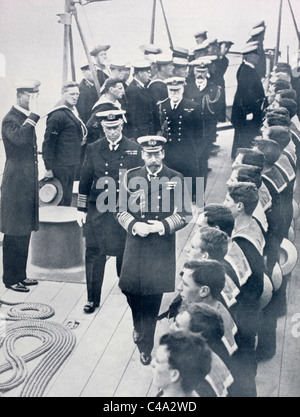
[90,44,110,56]
[110,61,131,70]
[241,42,260,55]
[132,60,152,71]
[154,53,173,65]
[252,20,266,29]
[279,238,298,276]
[15,79,41,92]
[170,45,189,59]
[249,26,265,37]
[194,30,208,39]
[173,57,189,67]
[139,44,163,55]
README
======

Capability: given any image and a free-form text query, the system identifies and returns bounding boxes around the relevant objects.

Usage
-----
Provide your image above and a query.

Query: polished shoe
[22,278,39,286]
[133,329,141,344]
[140,352,151,366]
[5,283,30,293]
[83,301,95,314]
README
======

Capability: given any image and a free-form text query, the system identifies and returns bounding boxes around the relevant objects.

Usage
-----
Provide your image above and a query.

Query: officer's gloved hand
[44,169,54,179]
[77,211,87,227]
[132,222,152,237]
[148,220,165,235]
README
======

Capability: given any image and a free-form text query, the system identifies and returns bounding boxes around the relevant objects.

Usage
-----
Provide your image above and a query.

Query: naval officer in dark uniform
[77,109,143,314]
[76,62,99,124]
[1,80,40,292]
[158,77,204,201]
[116,136,192,365]
[231,43,266,158]
[125,60,159,140]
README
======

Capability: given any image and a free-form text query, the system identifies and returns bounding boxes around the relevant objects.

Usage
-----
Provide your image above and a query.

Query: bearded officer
[116,136,192,365]
[77,109,143,313]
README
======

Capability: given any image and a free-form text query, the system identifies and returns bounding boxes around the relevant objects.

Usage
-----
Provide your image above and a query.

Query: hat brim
[90,45,110,56]
[271,262,283,292]
[258,273,273,310]
[279,238,298,276]
[39,177,63,207]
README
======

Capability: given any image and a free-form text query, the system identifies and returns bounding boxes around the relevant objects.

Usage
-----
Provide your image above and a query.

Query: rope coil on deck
[0,299,55,321]
[0,299,76,397]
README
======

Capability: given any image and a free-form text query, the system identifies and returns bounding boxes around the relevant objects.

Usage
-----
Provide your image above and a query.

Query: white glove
[148,220,165,235]
[29,92,39,114]
[132,222,152,237]
[77,211,87,227]
[44,169,54,179]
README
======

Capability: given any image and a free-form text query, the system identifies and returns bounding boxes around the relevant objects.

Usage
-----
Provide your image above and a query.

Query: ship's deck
[0,127,299,397]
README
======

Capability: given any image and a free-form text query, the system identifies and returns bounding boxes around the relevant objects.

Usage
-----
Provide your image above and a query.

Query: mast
[287,0,300,65]
[150,0,157,44]
[159,0,173,49]
[274,0,283,65]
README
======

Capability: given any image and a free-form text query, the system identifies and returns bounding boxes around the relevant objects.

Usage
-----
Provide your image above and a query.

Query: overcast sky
[0,0,299,120]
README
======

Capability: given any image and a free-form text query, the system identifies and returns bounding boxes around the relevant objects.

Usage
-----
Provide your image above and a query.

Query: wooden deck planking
[80,308,138,397]
[0,127,299,396]
[45,293,128,397]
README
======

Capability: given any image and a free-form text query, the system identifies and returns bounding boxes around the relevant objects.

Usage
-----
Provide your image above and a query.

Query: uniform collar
[107,135,122,151]
[243,60,255,69]
[14,104,30,117]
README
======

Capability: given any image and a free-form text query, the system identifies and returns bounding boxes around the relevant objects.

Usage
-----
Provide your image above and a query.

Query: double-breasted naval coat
[78,135,143,255]
[125,79,159,140]
[231,62,265,157]
[1,106,40,236]
[116,164,192,295]
[159,97,203,181]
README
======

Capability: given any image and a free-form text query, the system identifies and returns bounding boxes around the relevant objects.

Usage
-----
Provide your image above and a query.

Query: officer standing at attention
[158,77,204,200]
[116,136,192,365]
[126,60,159,140]
[1,80,40,292]
[77,109,143,314]
[231,43,266,158]
[76,62,99,124]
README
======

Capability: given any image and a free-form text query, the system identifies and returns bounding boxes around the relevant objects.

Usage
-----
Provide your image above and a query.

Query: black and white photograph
[0,0,300,399]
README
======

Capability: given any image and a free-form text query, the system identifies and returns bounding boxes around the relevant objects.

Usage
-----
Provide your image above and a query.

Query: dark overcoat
[78,135,143,255]
[76,79,99,124]
[231,62,265,156]
[184,79,222,149]
[1,107,39,235]
[116,164,191,295]
[42,106,86,170]
[159,97,203,179]
[125,79,159,139]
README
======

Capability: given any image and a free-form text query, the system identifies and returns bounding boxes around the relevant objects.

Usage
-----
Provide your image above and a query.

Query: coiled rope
[0,299,55,321]
[0,300,76,397]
